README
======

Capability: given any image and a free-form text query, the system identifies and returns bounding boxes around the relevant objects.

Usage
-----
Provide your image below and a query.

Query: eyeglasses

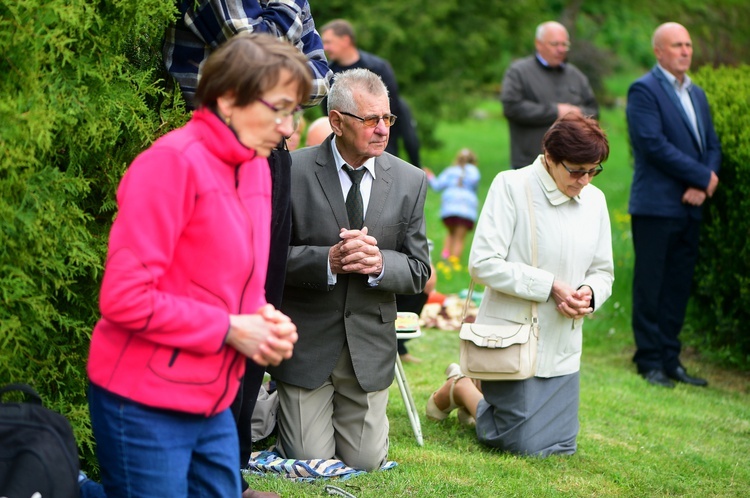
[560,161,603,179]
[339,111,397,128]
[547,41,571,50]
[258,98,304,127]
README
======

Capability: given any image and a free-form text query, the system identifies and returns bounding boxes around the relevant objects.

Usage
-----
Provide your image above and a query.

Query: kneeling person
[268,68,431,470]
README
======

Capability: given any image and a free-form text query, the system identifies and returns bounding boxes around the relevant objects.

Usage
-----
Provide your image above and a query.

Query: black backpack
[0,383,79,498]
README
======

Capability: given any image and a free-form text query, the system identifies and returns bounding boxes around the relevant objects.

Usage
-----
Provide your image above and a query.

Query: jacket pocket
[148,346,228,385]
[379,301,398,324]
[564,320,583,354]
[483,290,533,324]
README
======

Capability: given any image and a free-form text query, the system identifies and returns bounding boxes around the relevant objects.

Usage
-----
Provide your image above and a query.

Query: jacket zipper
[234,163,255,311]
[207,163,255,416]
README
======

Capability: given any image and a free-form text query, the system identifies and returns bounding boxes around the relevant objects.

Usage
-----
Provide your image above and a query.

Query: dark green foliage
[0,0,186,472]
[313,0,547,147]
[689,65,750,369]
[310,1,750,149]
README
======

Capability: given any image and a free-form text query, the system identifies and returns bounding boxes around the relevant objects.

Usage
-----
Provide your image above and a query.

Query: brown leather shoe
[242,489,280,498]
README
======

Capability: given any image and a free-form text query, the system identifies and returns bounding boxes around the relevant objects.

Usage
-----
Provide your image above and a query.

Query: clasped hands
[683,171,719,206]
[551,281,593,319]
[329,226,383,276]
[226,304,298,367]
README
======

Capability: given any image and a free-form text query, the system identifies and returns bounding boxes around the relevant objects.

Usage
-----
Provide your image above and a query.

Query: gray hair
[327,68,389,114]
[535,21,568,41]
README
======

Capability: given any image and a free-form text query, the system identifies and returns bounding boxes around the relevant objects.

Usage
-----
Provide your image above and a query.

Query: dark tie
[344,166,366,229]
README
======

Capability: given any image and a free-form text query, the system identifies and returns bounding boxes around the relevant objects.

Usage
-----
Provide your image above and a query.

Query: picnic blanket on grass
[245,450,397,482]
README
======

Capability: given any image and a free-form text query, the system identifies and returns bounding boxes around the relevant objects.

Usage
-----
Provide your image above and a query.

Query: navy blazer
[627,66,721,220]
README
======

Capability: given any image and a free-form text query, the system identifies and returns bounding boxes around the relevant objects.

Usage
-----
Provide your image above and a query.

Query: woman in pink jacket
[86,34,309,497]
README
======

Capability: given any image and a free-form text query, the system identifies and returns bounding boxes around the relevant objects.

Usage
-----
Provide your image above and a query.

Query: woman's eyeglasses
[560,161,603,179]
[258,99,304,127]
[339,111,398,128]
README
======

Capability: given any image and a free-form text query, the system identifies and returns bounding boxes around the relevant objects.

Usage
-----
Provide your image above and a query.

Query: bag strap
[461,280,476,322]
[0,383,43,405]
[462,177,539,324]
[525,179,539,326]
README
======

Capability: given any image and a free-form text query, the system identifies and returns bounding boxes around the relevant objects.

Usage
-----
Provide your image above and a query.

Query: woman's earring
[224,116,231,126]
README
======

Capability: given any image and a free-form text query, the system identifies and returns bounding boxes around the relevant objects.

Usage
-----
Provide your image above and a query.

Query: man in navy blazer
[627,22,721,388]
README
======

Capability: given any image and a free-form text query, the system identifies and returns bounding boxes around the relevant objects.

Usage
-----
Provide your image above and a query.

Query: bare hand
[706,171,719,197]
[682,187,707,206]
[250,330,297,366]
[557,103,582,119]
[226,305,297,367]
[330,227,383,275]
[551,280,592,319]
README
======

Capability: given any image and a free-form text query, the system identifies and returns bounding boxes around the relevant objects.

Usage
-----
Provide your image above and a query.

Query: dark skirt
[475,371,579,457]
[442,216,474,230]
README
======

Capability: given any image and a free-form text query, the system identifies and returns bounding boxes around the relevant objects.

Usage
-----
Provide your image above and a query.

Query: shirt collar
[532,155,580,205]
[535,52,566,69]
[656,63,692,91]
[331,136,376,178]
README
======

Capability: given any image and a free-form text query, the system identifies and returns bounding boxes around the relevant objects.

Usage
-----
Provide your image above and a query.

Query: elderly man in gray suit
[267,68,431,471]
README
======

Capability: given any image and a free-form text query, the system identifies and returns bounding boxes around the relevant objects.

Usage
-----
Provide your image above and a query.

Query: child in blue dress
[426,148,481,265]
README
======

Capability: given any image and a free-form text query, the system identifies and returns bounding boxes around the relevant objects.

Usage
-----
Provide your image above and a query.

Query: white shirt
[327,137,383,286]
[657,64,701,150]
[331,136,376,214]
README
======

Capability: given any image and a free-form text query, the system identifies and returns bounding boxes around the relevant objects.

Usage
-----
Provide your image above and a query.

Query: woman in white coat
[426,114,614,456]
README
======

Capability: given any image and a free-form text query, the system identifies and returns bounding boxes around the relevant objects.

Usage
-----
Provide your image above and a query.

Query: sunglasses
[560,161,603,179]
[339,111,398,128]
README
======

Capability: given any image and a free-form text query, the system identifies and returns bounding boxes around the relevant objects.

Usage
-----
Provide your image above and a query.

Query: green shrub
[0,0,185,472]
[690,65,750,369]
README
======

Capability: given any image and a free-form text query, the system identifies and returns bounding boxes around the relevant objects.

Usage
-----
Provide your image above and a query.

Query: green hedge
[689,65,750,369]
[0,0,185,472]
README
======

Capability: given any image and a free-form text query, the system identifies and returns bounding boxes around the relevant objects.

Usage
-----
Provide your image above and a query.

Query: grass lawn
[245,102,750,497]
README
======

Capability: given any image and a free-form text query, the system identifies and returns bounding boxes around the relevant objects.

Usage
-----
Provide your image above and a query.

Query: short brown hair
[194,33,312,110]
[320,19,356,45]
[543,114,609,165]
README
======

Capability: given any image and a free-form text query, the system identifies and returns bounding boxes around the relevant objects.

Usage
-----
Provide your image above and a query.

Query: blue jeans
[79,472,107,498]
[88,384,240,498]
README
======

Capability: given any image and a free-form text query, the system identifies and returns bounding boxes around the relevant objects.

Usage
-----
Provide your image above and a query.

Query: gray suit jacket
[268,136,430,392]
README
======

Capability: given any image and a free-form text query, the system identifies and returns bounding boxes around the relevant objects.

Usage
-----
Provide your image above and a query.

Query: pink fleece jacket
[87,108,271,416]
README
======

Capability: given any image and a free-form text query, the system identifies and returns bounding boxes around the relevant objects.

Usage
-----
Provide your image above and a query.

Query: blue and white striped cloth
[245,450,397,482]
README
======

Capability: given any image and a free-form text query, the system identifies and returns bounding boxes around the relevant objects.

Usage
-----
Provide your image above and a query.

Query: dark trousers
[230,360,266,469]
[631,215,701,374]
